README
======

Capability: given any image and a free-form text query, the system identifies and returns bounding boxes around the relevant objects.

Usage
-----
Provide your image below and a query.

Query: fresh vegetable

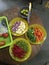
[27,28,36,42]
[12,40,28,58]
[17,41,28,52]
[20,9,28,17]
[12,21,21,32]
[27,26,44,43]
[12,21,25,34]
[0,41,5,46]
[2,33,8,38]
[34,27,44,42]
[12,44,26,58]
[10,17,28,36]
[9,38,31,62]
[0,17,12,49]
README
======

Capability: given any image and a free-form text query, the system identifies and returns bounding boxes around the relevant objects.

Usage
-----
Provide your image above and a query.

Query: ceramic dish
[9,38,31,62]
[25,24,47,44]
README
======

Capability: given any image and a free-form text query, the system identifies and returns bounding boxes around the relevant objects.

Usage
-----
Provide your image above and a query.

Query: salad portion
[0,16,12,49]
[9,17,28,36]
[25,24,47,44]
[9,38,31,62]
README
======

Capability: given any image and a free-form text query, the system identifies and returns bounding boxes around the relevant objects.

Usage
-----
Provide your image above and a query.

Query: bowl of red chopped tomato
[25,24,47,44]
[9,38,31,62]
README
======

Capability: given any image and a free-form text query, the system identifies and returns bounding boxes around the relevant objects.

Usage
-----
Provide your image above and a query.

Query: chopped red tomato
[12,44,26,58]
[2,33,8,38]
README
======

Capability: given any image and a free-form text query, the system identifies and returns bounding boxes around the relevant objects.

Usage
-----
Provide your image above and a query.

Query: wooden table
[0,7,43,65]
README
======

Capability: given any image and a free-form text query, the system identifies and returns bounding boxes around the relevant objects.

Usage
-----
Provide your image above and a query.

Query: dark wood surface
[0,7,43,65]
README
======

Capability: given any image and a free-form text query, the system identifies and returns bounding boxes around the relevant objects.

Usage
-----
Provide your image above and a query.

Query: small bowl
[19,7,32,20]
[9,38,32,62]
[25,24,47,44]
[19,7,29,19]
[9,17,28,36]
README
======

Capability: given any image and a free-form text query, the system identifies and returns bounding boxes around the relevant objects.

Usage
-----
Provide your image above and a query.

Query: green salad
[27,28,36,42]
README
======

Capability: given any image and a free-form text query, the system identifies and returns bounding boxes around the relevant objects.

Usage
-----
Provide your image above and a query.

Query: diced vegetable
[12,21,25,34]
[0,41,5,46]
[27,28,36,42]
[12,44,26,58]
[12,21,21,32]
[17,41,28,52]
[2,33,8,38]
[20,8,29,17]
[34,27,44,42]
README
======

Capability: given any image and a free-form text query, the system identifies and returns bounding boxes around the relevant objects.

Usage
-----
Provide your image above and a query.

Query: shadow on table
[0,61,12,65]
